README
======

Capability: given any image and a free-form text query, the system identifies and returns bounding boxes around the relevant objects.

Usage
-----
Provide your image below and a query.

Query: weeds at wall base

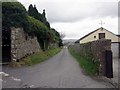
[9,48,62,67]
[68,48,99,76]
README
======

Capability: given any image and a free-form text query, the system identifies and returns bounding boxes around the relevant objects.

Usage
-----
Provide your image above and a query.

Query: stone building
[2,27,41,63]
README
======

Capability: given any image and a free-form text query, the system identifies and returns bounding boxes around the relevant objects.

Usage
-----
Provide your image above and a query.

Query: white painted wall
[111,43,119,58]
[80,27,119,44]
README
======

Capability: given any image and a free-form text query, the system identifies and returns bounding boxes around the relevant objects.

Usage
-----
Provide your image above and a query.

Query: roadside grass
[68,48,99,76]
[10,48,62,67]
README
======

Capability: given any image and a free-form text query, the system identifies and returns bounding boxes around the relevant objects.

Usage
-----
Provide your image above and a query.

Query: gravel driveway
[2,47,115,88]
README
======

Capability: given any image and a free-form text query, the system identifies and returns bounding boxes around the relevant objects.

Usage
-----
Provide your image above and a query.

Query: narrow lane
[2,47,114,88]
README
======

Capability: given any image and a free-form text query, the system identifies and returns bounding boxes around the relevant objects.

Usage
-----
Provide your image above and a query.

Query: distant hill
[63,39,77,45]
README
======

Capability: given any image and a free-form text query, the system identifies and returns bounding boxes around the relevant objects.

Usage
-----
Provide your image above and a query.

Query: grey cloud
[48,2,117,23]
[19,1,118,23]
[95,3,118,17]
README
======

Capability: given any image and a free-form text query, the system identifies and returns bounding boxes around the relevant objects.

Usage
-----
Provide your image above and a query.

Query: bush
[2,2,28,29]
[27,16,50,50]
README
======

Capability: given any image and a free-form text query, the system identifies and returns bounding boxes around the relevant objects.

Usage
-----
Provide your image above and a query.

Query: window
[99,33,105,39]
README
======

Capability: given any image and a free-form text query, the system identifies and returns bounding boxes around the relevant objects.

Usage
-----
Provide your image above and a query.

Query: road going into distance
[2,47,115,88]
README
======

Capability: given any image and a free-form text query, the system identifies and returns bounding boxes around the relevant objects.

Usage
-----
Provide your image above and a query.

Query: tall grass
[68,48,99,76]
[24,48,62,66]
[10,48,61,67]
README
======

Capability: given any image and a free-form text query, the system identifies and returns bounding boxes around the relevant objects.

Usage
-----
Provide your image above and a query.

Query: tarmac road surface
[2,47,115,88]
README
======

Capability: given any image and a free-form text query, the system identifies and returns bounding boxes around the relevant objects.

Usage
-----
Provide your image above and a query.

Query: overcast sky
[18,0,119,39]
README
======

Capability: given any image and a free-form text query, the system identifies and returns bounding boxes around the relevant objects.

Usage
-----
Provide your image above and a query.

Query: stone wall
[11,27,41,61]
[69,39,111,76]
[49,43,59,49]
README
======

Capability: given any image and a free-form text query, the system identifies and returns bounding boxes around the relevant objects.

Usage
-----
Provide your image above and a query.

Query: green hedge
[2,2,28,28]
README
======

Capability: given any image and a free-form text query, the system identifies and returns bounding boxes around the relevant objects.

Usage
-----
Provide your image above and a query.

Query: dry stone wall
[69,39,111,76]
[11,27,41,61]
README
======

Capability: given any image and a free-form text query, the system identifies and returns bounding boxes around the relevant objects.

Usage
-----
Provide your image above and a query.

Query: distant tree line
[2,2,63,50]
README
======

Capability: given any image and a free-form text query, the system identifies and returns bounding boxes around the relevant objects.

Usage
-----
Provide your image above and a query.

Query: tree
[3,2,62,50]
[28,4,42,22]
[27,16,50,50]
[59,39,63,47]
[50,28,64,47]
[28,4,34,16]
[2,2,28,31]
[28,4,50,29]
[60,32,65,40]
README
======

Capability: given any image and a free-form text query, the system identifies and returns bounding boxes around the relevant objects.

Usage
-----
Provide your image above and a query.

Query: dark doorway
[2,27,11,63]
[99,33,105,39]
[105,50,113,78]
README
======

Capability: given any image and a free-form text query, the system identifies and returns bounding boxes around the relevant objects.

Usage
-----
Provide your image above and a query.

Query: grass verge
[10,48,62,67]
[68,47,99,76]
